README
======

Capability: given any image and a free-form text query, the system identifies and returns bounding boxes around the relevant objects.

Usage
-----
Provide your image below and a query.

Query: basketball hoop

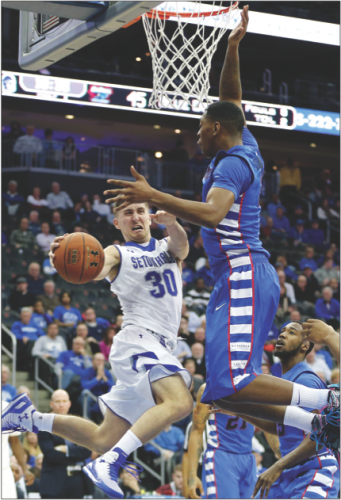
[140,1,239,109]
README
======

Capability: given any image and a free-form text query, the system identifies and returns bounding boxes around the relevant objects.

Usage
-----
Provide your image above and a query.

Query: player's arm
[105,169,235,229]
[150,211,189,260]
[253,436,323,499]
[182,452,189,498]
[219,5,249,126]
[9,436,35,486]
[187,384,208,499]
[302,319,340,364]
[264,432,281,459]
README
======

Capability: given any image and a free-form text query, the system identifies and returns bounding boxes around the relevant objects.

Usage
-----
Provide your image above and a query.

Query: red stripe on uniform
[301,470,318,499]
[227,275,236,393]
[214,228,231,271]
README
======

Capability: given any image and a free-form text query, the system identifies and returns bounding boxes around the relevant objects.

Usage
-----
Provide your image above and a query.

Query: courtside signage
[2,71,339,135]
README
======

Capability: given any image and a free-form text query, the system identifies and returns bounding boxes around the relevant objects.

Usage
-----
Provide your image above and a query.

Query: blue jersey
[276,362,327,457]
[206,413,254,454]
[53,305,82,326]
[201,127,269,279]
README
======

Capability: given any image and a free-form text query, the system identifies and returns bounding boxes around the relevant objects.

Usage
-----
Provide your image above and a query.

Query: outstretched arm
[151,211,189,260]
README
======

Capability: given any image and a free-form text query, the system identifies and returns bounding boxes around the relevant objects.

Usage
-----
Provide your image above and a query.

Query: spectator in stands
[62,136,77,169]
[27,262,45,296]
[276,285,292,325]
[294,275,315,304]
[277,269,296,304]
[80,352,115,420]
[28,211,41,237]
[302,264,320,300]
[272,206,290,236]
[5,120,25,144]
[181,261,194,288]
[314,258,340,286]
[37,281,61,316]
[155,464,183,497]
[330,278,340,301]
[83,308,110,342]
[193,327,205,346]
[305,348,331,383]
[99,326,116,361]
[314,344,333,370]
[289,205,309,227]
[279,157,301,204]
[183,358,196,377]
[13,124,42,159]
[191,342,206,379]
[187,234,206,266]
[173,332,192,363]
[261,216,274,241]
[10,217,35,249]
[74,323,99,356]
[184,278,211,314]
[181,302,201,335]
[281,309,301,331]
[2,180,25,217]
[195,258,215,290]
[275,256,297,281]
[36,222,56,253]
[51,211,67,236]
[267,194,285,220]
[32,323,67,360]
[42,128,61,169]
[315,286,340,328]
[92,194,110,218]
[288,220,309,247]
[53,292,82,328]
[331,368,340,384]
[144,424,185,465]
[9,277,36,312]
[31,300,52,329]
[27,187,48,211]
[55,337,92,390]
[2,232,8,246]
[46,182,73,211]
[119,465,147,498]
[306,220,325,247]
[12,307,45,370]
[2,365,16,402]
[81,201,101,228]
[299,246,318,271]
[317,198,340,221]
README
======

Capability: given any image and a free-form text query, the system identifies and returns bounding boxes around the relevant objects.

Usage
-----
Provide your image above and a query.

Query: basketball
[54,233,104,284]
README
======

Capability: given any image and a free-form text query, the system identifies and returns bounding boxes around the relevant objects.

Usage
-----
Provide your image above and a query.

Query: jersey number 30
[145,270,178,298]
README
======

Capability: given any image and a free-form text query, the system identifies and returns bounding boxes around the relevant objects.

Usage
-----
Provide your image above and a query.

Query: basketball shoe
[2,393,38,434]
[83,447,143,498]
[310,384,340,460]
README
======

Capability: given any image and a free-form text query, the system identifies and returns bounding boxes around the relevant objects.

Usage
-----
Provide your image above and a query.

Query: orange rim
[145,1,239,20]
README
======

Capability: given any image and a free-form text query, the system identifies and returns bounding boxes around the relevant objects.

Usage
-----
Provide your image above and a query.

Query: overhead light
[310,143,317,148]
[155,151,163,158]
[145,52,150,56]
[174,129,181,134]
[65,115,74,119]
[153,124,161,129]
[81,137,85,141]
[135,57,142,62]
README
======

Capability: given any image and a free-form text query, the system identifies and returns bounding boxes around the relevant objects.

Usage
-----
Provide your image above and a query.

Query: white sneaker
[2,393,38,434]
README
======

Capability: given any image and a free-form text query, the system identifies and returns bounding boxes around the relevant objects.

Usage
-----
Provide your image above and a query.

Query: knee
[174,391,193,421]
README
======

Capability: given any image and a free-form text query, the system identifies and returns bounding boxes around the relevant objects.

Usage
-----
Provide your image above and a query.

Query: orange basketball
[54,233,104,284]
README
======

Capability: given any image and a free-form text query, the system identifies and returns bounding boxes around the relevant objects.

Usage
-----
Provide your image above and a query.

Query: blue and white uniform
[98,238,191,425]
[260,363,340,499]
[201,127,280,403]
[202,413,256,498]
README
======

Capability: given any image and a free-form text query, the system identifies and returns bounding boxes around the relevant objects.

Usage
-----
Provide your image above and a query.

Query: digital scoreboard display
[2,71,339,136]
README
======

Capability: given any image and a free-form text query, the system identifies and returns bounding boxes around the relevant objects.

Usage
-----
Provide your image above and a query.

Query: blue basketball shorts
[202,447,257,499]
[255,452,340,499]
[202,254,280,403]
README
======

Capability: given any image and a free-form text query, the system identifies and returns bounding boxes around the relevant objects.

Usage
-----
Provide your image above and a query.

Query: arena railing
[34,356,62,409]
[1,324,17,387]
[82,389,98,420]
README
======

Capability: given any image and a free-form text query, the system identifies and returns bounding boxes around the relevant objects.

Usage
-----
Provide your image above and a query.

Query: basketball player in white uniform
[2,202,193,499]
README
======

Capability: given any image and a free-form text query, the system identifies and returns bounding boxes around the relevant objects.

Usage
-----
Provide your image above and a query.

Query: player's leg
[239,453,257,499]
[290,466,339,499]
[205,449,241,499]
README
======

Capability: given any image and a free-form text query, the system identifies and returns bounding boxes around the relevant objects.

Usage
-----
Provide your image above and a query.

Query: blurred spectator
[314,258,340,286]
[193,327,205,346]
[302,265,320,300]
[317,248,339,269]
[279,157,301,204]
[181,261,194,288]
[83,308,110,342]
[183,358,196,377]
[276,285,292,325]
[191,342,206,378]
[28,210,41,236]
[119,464,147,498]
[144,424,185,470]
[173,329,192,363]
[288,220,309,246]
[277,270,296,304]
[281,310,301,331]
[272,206,290,234]
[330,278,340,301]
[317,198,340,220]
[155,464,183,496]
[289,205,309,227]
[168,140,189,163]
[261,216,274,241]
[181,302,201,334]
[32,323,67,360]
[71,202,83,226]
[314,344,333,370]
[36,222,56,252]
[267,194,286,220]
[42,128,61,168]
[5,120,25,143]
[2,180,25,216]
[9,277,36,311]
[2,365,16,402]
[10,217,35,249]
[23,432,43,459]
[187,234,206,266]
[27,187,48,210]
[75,323,100,356]
[12,307,45,370]
[275,256,298,281]
[306,220,325,247]
[305,348,331,383]
[92,194,110,217]
[195,259,215,289]
[294,275,315,304]
[80,353,115,420]
[13,124,43,158]
[331,368,340,384]
[2,232,8,246]
[184,278,211,314]
[27,262,45,295]
[107,204,116,225]
[55,337,92,390]
[299,246,318,271]
[53,292,82,328]
[51,211,67,236]
[31,300,52,329]
[99,326,116,361]
[17,385,32,399]
[315,287,340,328]
[37,281,61,315]
[62,136,77,169]
[81,201,101,226]
[46,182,73,211]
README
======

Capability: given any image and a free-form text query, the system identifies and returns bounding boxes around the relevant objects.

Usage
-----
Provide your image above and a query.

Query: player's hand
[188,475,204,499]
[49,234,69,267]
[228,5,249,46]
[301,319,336,346]
[150,211,176,226]
[208,405,236,416]
[55,445,67,453]
[22,336,29,344]
[24,468,35,486]
[104,166,154,210]
[252,463,283,499]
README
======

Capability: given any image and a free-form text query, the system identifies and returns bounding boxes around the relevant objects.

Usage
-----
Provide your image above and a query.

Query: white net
[142,1,239,109]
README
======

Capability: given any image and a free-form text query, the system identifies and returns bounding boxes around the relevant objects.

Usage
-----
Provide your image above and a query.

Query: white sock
[291,383,329,410]
[284,406,314,433]
[32,411,56,433]
[111,430,142,456]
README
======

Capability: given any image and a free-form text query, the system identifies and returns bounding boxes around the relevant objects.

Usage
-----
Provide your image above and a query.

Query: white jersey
[107,238,182,340]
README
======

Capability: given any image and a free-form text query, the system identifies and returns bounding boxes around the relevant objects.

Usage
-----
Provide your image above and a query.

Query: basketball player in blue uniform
[219,321,340,499]
[102,5,339,444]
[188,383,256,499]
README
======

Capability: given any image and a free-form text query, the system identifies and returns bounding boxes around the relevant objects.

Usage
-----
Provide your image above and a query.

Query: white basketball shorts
[98,325,192,425]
